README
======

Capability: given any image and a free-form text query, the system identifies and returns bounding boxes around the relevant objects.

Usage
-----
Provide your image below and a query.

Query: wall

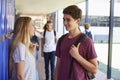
[0,0,15,80]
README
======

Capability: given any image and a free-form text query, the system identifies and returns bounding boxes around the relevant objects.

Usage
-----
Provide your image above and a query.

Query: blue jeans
[44,51,55,80]
[36,50,39,61]
[36,70,39,80]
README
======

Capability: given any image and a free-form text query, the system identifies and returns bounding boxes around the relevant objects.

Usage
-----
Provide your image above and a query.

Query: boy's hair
[63,5,82,20]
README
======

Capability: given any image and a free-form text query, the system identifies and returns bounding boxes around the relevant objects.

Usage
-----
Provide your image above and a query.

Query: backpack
[43,30,57,44]
[58,33,86,49]
[58,33,95,80]
[43,29,56,37]
[85,30,93,39]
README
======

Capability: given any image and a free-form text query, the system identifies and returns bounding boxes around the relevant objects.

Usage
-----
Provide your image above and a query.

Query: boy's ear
[77,18,80,24]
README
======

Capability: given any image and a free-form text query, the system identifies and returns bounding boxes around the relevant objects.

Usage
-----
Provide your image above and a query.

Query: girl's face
[29,20,35,38]
[63,14,80,32]
[47,23,53,31]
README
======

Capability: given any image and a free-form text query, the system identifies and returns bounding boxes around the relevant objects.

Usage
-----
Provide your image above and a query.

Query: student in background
[9,17,37,80]
[84,23,93,40]
[41,20,57,80]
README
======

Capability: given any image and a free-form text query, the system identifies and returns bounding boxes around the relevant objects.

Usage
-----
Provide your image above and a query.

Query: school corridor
[0,0,120,80]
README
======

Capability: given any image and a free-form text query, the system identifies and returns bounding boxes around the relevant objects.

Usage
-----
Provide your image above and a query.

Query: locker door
[1,0,7,80]
[0,0,2,79]
[0,0,15,79]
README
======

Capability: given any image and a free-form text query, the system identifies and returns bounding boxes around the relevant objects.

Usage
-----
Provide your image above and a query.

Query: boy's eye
[63,18,71,22]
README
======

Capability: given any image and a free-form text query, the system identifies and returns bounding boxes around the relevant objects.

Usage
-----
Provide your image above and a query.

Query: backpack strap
[58,33,67,47]
[68,33,86,80]
[43,29,56,37]
[74,33,86,47]
[43,29,46,38]
[54,30,56,37]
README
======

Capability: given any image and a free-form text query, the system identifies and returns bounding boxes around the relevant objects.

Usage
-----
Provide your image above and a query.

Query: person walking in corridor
[41,20,57,80]
[84,23,93,40]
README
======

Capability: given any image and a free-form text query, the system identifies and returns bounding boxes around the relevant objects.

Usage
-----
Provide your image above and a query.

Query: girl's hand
[41,52,44,57]
[29,43,38,56]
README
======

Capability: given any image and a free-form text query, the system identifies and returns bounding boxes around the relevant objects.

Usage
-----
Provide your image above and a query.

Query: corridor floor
[36,55,114,80]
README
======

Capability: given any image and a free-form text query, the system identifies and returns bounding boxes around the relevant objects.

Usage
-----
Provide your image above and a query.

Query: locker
[0,0,15,80]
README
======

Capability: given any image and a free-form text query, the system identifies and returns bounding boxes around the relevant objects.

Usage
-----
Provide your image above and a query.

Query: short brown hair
[63,5,82,20]
[84,23,90,29]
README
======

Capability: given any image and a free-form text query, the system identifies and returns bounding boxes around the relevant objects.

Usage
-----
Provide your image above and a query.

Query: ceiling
[16,0,85,15]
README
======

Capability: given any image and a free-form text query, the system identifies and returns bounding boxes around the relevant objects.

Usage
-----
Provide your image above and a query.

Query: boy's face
[63,14,80,32]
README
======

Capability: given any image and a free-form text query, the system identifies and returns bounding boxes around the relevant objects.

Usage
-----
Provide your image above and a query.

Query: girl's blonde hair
[8,17,32,78]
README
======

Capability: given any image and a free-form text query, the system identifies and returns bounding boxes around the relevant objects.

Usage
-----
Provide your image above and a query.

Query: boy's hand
[69,43,80,59]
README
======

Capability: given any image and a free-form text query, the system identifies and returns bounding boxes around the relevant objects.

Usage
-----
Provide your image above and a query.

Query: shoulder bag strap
[68,33,86,80]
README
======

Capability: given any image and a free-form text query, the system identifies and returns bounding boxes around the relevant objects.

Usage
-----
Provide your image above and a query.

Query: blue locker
[0,0,15,80]
[1,0,6,80]
[0,0,2,79]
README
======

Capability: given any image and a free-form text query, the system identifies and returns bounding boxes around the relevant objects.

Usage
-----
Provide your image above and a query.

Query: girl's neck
[47,29,52,32]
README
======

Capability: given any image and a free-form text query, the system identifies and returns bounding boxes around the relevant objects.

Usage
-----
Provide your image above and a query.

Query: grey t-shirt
[12,43,36,80]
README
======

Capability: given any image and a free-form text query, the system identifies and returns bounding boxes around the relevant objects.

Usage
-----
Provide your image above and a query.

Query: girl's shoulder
[17,42,25,47]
